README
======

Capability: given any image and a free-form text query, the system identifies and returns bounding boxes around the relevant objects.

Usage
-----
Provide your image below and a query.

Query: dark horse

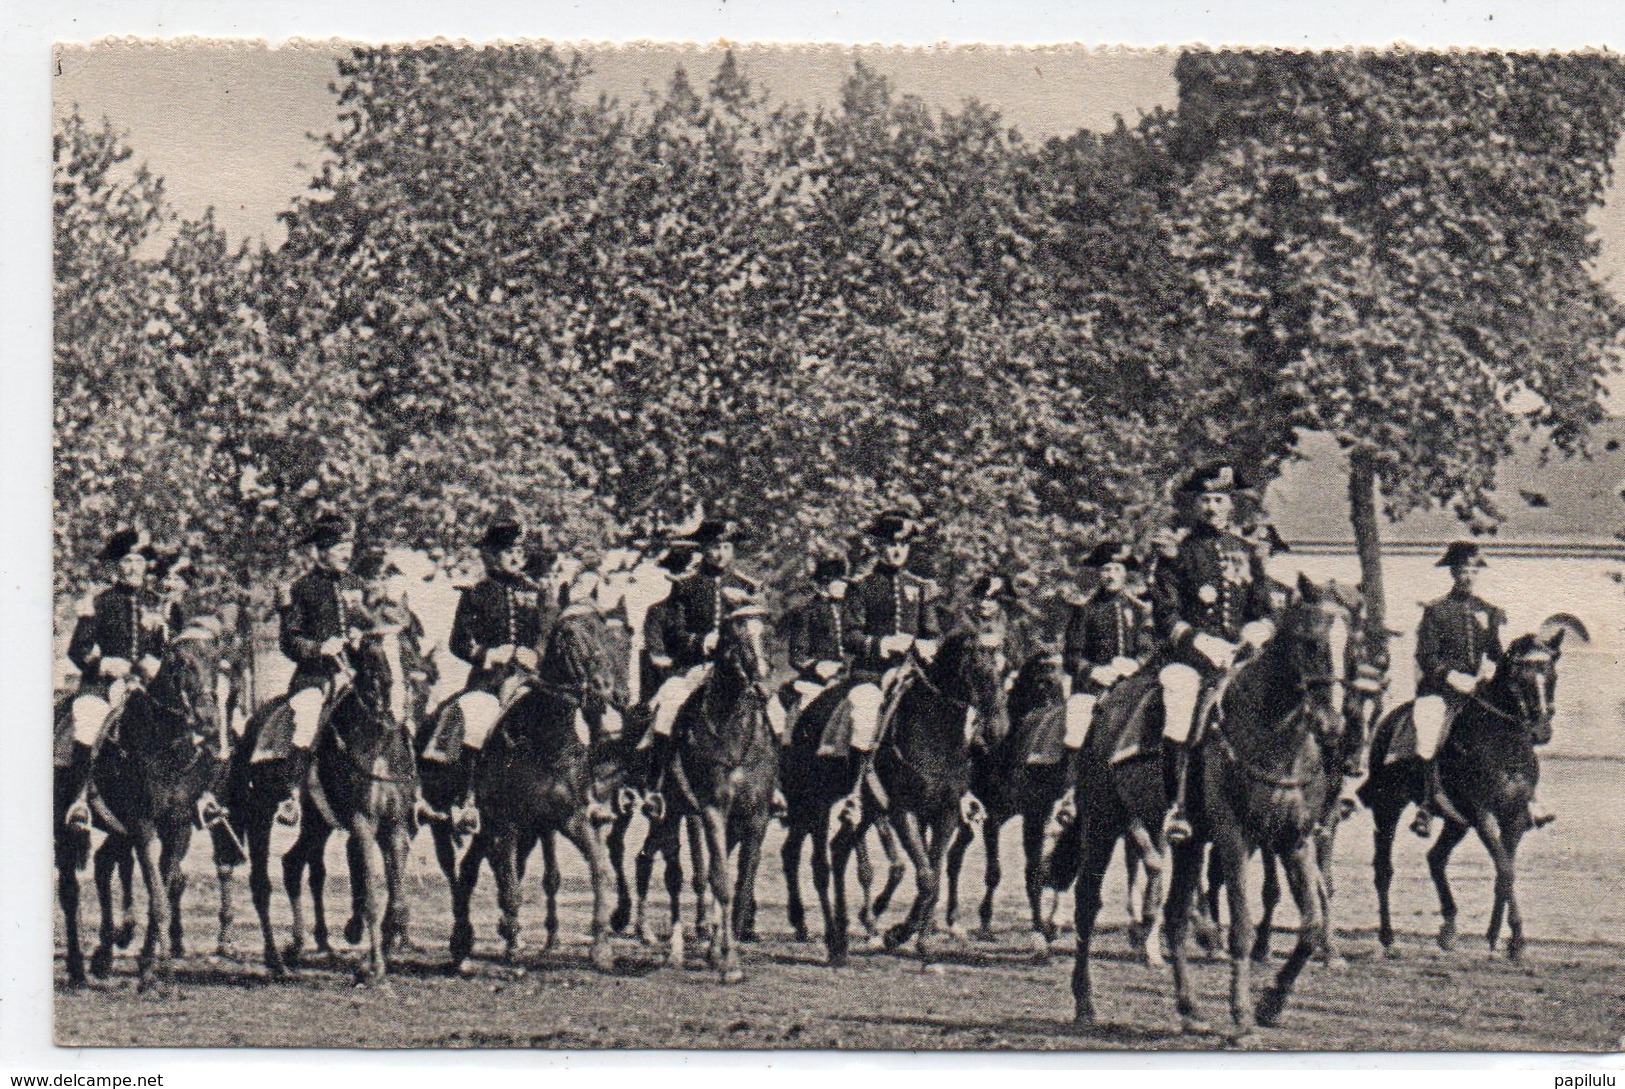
[943,652,1073,961]
[55,626,222,991]
[1069,576,1357,1041]
[824,629,1009,968]
[447,605,627,975]
[232,624,420,982]
[1360,624,1568,961]
[662,600,780,983]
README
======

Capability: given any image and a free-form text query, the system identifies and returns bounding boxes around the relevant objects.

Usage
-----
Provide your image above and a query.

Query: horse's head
[717,592,775,697]
[1494,630,1563,745]
[931,627,1010,747]
[147,618,224,743]
[1279,575,1358,740]
[348,620,413,729]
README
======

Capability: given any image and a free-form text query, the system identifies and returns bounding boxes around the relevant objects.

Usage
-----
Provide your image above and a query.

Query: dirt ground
[54,756,1625,1052]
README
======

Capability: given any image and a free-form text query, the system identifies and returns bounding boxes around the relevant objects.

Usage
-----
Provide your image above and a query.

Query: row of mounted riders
[54,467,1572,1039]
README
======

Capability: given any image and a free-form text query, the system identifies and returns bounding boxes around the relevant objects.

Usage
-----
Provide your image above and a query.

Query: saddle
[247,696,296,764]
[1020,702,1068,767]
[1371,701,1417,769]
[420,699,466,763]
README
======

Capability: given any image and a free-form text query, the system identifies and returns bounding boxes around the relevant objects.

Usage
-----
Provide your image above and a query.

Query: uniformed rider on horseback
[1151,463,1277,844]
[275,513,376,828]
[62,527,169,831]
[1054,540,1156,823]
[835,509,944,824]
[446,513,547,835]
[779,550,853,744]
[150,545,232,831]
[634,517,773,803]
[1409,540,1556,837]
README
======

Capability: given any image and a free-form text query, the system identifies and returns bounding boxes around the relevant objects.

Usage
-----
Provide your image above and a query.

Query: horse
[942,652,1074,961]
[1360,622,1570,961]
[232,622,421,982]
[823,628,1009,969]
[447,605,627,975]
[662,600,781,984]
[1069,575,1357,1041]
[54,625,223,992]
[779,680,912,950]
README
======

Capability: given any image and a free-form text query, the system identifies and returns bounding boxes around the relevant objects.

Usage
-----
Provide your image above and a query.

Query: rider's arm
[1414,604,1447,693]
[1061,603,1090,677]
[447,585,483,667]
[918,580,944,641]
[839,584,876,663]
[1148,546,1193,647]
[279,581,325,664]
[66,594,100,674]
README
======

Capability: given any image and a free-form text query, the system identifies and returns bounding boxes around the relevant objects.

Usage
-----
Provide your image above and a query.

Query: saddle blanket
[1375,703,1418,768]
[1022,703,1068,767]
[813,686,856,758]
[421,700,465,763]
[248,697,296,764]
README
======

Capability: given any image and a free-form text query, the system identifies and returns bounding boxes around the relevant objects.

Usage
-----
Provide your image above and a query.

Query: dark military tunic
[1063,589,1155,693]
[1151,523,1274,663]
[783,594,847,678]
[841,564,943,678]
[68,584,168,698]
[449,572,546,694]
[657,563,761,671]
[281,567,368,694]
[1415,589,1505,700]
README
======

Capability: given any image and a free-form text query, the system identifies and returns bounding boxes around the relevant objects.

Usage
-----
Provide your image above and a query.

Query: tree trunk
[1347,446,1389,655]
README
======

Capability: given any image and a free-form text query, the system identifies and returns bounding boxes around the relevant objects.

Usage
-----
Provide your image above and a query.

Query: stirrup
[770,788,789,822]
[452,803,481,836]
[65,796,93,833]
[275,794,302,828]
[1053,789,1077,830]
[1529,805,1557,830]
[836,791,864,829]
[195,794,228,830]
[1410,806,1433,839]
[641,791,666,822]
[1163,806,1193,845]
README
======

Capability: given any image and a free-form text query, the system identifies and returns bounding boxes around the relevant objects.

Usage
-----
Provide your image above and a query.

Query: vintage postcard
[47,38,1625,1054]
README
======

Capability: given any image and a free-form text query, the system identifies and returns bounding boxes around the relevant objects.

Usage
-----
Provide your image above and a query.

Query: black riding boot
[62,740,95,831]
[452,744,484,835]
[277,746,314,828]
[1164,741,1194,845]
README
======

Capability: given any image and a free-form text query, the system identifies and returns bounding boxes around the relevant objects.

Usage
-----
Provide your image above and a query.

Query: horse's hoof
[89,946,113,980]
[1256,990,1286,1028]
[945,923,970,943]
[1323,953,1349,972]
[882,925,909,952]
[972,926,998,944]
[666,929,685,970]
[861,933,887,953]
[1437,921,1457,952]
[793,927,811,944]
[720,966,744,985]
[1507,940,1525,963]
[451,958,478,978]
[343,917,364,946]
[114,920,137,950]
[637,924,658,948]
[827,945,849,968]
[1179,1015,1211,1036]
[737,929,760,945]
[538,932,558,955]
[1381,942,1402,960]
[609,906,632,935]
[1073,1004,1097,1027]
[590,939,616,973]
[1143,946,1166,970]
[1227,1029,1262,1050]
[282,944,302,969]
[1028,932,1050,965]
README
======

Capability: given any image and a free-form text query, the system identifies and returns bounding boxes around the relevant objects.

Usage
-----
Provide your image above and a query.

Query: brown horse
[1069,577,1357,1040]
[827,629,1009,968]
[1360,624,1569,960]
[663,602,780,983]
[943,652,1074,960]
[448,607,627,975]
[55,627,222,992]
[232,625,420,982]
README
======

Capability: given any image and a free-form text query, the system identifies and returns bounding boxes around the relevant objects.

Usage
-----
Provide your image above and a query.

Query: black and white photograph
[38,35,1625,1054]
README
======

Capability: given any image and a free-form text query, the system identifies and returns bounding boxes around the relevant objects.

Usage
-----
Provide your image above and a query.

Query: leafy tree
[1168,51,1625,634]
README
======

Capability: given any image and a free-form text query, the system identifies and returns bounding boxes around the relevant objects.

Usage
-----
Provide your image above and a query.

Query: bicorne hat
[809,553,849,585]
[477,515,525,553]
[657,542,701,576]
[1084,540,1140,571]
[1436,541,1487,569]
[101,527,152,564]
[1179,461,1252,496]
[692,518,744,546]
[969,572,1022,603]
[864,509,923,544]
[300,513,354,549]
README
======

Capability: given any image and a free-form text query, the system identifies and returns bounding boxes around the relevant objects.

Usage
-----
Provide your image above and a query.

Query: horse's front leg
[379,819,410,959]
[733,811,770,943]
[826,818,858,966]
[975,813,1005,942]
[870,817,908,924]
[1070,813,1119,1025]
[490,827,525,965]
[1474,809,1527,959]
[165,840,188,958]
[117,842,138,949]
[1214,824,1257,1042]
[782,820,810,942]
[561,813,618,972]
[1251,850,1281,964]
[913,808,959,967]
[1427,818,1472,952]
[606,811,632,935]
[883,810,932,953]
[538,832,561,954]
[351,816,388,983]
[941,819,973,938]
[1021,808,1054,961]
[57,835,87,987]
[449,832,485,975]
[133,824,171,994]
[701,806,741,984]
[1164,839,1208,1035]
[1256,838,1323,1029]
[280,828,311,965]
[90,835,124,979]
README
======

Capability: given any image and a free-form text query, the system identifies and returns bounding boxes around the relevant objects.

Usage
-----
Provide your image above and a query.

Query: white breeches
[456,690,503,751]
[289,687,326,750]
[1159,663,1201,744]
[848,682,884,752]
[70,685,123,747]
[650,665,710,738]
[1413,695,1447,759]
[792,678,828,704]
[1064,692,1097,749]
